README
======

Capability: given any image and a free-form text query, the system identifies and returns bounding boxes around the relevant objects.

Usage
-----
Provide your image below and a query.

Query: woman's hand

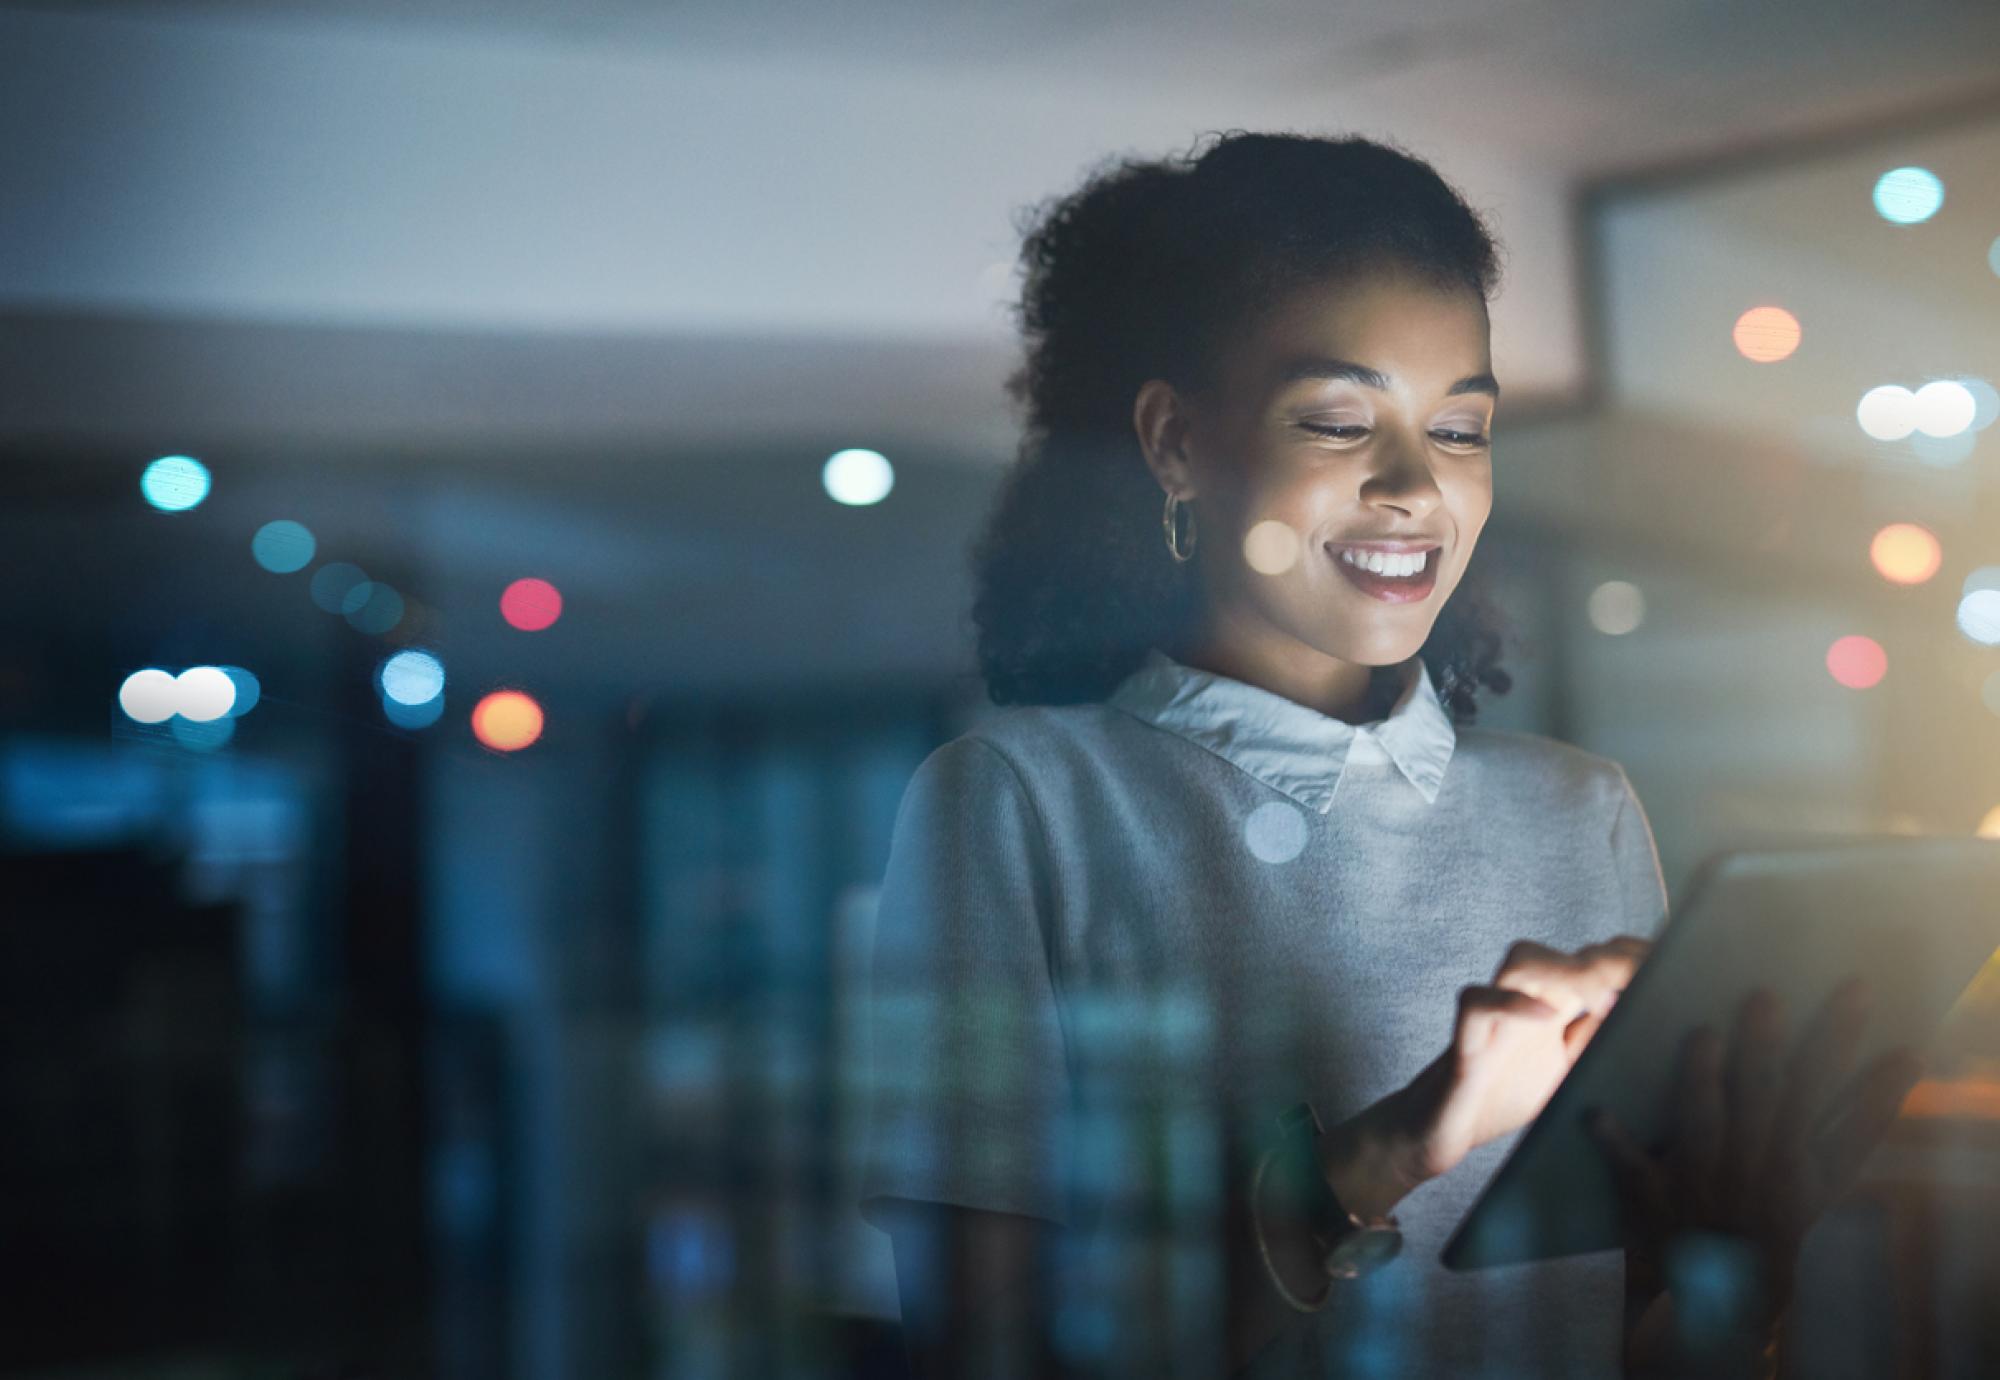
[1394,936,1653,1185]
[1586,977,1926,1370]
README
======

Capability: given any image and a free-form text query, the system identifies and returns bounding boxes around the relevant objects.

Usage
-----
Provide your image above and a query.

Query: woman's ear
[1132,378,1201,500]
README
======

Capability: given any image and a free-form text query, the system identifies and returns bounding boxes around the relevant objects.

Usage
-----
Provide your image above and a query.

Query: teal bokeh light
[252,520,317,573]
[1871,166,1944,225]
[140,455,211,512]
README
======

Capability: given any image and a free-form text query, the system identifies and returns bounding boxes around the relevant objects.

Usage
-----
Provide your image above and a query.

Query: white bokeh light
[1243,520,1303,575]
[1913,380,1977,438]
[1856,385,1917,442]
[1957,589,2000,646]
[822,448,894,506]
[1587,581,1646,636]
[118,669,179,723]
[1243,800,1309,864]
[174,666,238,722]
[380,650,446,706]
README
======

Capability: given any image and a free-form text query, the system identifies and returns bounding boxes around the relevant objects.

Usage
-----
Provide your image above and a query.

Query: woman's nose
[1360,434,1444,515]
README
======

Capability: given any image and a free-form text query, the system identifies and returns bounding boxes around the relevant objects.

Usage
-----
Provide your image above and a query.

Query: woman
[856,131,1918,1378]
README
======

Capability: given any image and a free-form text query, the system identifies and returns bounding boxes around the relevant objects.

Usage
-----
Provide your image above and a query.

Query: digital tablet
[1442,835,2000,1271]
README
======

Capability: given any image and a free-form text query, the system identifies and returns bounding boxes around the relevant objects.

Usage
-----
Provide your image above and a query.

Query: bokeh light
[342,581,406,635]
[310,562,368,613]
[173,666,237,722]
[251,519,317,573]
[379,650,446,706]
[500,577,564,632]
[1909,429,1977,467]
[1964,567,2000,598]
[1913,380,1977,438]
[1587,581,1646,635]
[822,448,894,506]
[472,690,545,752]
[1825,635,1887,689]
[1958,590,2000,646]
[219,666,261,717]
[118,669,179,724]
[1982,670,2000,718]
[1978,806,2000,841]
[1857,385,1917,441]
[1990,235,2000,280]
[1959,377,2000,432]
[1872,166,1944,225]
[384,696,446,731]
[1243,800,1308,864]
[140,455,211,512]
[1869,523,1942,586]
[1731,306,1800,363]
[1243,520,1302,575]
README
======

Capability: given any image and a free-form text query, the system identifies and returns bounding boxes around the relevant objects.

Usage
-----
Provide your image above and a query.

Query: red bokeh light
[1825,635,1887,690]
[500,577,563,632]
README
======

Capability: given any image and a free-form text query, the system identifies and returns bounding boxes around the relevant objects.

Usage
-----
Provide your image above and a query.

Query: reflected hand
[1588,976,1926,1346]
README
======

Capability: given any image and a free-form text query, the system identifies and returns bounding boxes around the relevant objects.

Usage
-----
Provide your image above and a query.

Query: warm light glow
[822,448,894,506]
[1587,581,1646,635]
[1825,635,1887,689]
[1872,166,1944,225]
[1857,385,1917,442]
[140,455,211,512]
[1731,306,1800,363]
[1913,380,1977,438]
[1869,523,1942,585]
[1979,806,2000,840]
[500,577,564,632]
[1243,520,1302,575]
[472,690,545,752]
[251,520,316,573]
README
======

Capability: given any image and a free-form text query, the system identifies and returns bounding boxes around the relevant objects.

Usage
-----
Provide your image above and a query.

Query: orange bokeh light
[1826,635,1887,690]
[472,690,545,752]
[1869,523,1942,585]
[1732,306,1802,363]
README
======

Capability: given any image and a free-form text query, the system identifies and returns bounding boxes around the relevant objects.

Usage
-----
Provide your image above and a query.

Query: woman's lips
[1329,545,1440,604]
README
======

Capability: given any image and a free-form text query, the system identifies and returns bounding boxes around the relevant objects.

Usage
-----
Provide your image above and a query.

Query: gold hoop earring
[1163,492,1197,563]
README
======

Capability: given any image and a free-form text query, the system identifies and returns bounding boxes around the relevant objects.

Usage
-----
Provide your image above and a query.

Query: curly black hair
[969,129,1515,724]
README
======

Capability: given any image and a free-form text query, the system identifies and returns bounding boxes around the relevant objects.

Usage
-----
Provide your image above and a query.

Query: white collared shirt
[860,647,1669,1377]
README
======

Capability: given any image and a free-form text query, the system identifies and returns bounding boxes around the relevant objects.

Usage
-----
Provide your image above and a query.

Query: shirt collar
[1105,647,1457,811]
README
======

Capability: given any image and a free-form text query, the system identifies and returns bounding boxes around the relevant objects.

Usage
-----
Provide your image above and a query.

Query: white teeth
[1339,548,1429,577]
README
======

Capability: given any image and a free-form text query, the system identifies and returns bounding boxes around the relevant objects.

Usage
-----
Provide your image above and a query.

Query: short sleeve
[1608,763,1670,941]
[856,736,1075,1229]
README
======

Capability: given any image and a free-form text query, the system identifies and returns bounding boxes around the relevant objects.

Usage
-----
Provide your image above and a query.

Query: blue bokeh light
[379,650,446,706]
[218,666,261,717]
[171,715,236,752]
[140,455,211,512]
[1872,166,1944,225]
[382,695,445,730]
[310,562,368,613]
[343,581,406,636]
[251,520,317,573]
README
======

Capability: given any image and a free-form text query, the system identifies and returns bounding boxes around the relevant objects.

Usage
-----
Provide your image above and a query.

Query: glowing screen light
[118,669,179,723]
[1913,380,1977,438]
[379,650,445,706]
[500,577,563,632]
[1587,581,1646,635]
[1731,306,1800,363]
[140,455,211,512]
[252,520,317,573]
[472,690,544,752]
[822,448,894,506]
[1825,635,1887,690]
[1958,589,2000,646]
[1856,385,1918,442]
[1869,523,1942,586]
[1872,166,1944,225]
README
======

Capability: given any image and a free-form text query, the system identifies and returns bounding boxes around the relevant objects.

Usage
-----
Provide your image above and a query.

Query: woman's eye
[1300,422,1368,440]
[1431,429,1492,448]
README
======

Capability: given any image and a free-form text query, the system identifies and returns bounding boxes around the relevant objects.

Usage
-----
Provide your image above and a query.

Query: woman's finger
[1814,1048,1925,1203]
[1454,984,1561,1056]
[1493,938,1646,1018]
[1666,1024,1726,1225]
[1718,987,1783,1219]
[1771,976,1870,1157]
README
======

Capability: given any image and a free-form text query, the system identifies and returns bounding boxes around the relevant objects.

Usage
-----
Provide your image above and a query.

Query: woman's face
[1155,266,1497,670]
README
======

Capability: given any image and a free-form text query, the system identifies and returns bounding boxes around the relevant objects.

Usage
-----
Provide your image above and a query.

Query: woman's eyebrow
[1271,354,1501,400]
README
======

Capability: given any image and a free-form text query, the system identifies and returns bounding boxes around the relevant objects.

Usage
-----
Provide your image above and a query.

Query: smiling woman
[857,132,1681,1380]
